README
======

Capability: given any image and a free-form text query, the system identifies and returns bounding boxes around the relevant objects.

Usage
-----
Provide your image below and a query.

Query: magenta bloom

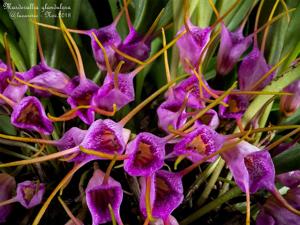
[151,215,179,225]
[221,141,275,193]
[173,74,211,108]
[195,109,219,130]
[117,29,151,72]
[81,119,128,154]
[26,62,73,97]
[157,99,187,133]
[280,80,300,116]
[219,94,249,119]
[0,173,16,223]
[238,47,275,91]
[139,170,183,220]
[85,169,123,225]
[67,78,99,125]
[217,24,252,75]
[11,96,54,135]
[124,132,165,176]
[173,125,224,163]
[56,127,87,151]
[92,73,134,111]
[0,73,28,105]
[15,181,45,209]
[276,170,300,188]
[89,24,122,71]
[176,20,211,72]
[256,188,300,225]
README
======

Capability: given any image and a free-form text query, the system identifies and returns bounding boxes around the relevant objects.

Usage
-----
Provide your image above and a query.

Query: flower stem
[180,186,242,225]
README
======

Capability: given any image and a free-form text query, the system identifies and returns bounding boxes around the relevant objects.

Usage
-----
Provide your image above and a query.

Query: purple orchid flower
[86,169,123,225]
[89,23,122,71]
[0,173,16,223]
[139,170,183,221]
[217,24,252,76]
[56,127,87,151]
[92,73,135,111]
[124,132,165,177]
[157,98,187,133]
[117,28,151,72]
[67,78,99,125]
[15,181,45,209]
[218,94,249,119]
[73,119,130,163]
[173,74,211,108]
[194,109,220,130]
[150,215,179,225]
[280,79,300,116]
[276,170,300,188]
[256,188,300,225]
[173,125,224,163]
[176,20,211,72]
[221,141,275,193]
[26,62,74,97]
[238,47,275,91]
[11,96,54,135]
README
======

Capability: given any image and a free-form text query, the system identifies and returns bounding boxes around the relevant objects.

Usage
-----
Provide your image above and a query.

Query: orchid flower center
[17,102,41,124]
[155,176,170,200]
[133,141,154,167]
[89,188,116,214]
[100,129,120,151]
[76,92,93,105]
[228,98,240,113]
[198,114,213,125]
[186,135,207,153]
[22,186,36,203]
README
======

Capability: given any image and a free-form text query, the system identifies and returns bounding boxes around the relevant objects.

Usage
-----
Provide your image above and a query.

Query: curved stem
[254,0,265,46]
[103,154,118,185]
[79,146,129,160]
[0,197,17,207]
[58,196,82,225]
[32,161,86,225]
[0,147,78,168]
[0,133,57,145]
[34,0,45,63]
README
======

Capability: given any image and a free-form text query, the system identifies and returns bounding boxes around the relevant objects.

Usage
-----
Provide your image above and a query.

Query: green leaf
[79,0,98,28]
[273,144,300,174]
[0,115,16,135]
[242,64,300,125]
[279,2,300,73]
[3,0,37,67]
[0,25,27,71]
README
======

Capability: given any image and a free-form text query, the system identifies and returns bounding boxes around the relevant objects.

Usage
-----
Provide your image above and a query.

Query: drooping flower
[92,73,134,111]
[56,127,87,151]
[150,215,179,225]
[11,96,54,135]
[219,94,249,119]
[256,188,300,225]
[176,20,211,72]
[67,78,99,125]
[76,119,130,163]
[173,125,224,163]
[276,170,300,188]
[85,169,123,225]
[280,80,300,116]
[15,181,45,209]
[89,24,122,71]
[116,28,151,72]
[217,24,252,76]
[238,47,275,91]
[124,132,165,176]
[26,62,74,97]
[139,170,183,220]
[0,173,16,223]
[157,98,187,133]
[194,109,220,130]
[173,74,211,108]
[221,141,275,193]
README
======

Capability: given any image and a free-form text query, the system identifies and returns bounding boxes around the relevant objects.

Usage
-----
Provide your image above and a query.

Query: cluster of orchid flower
[0,0,300,224]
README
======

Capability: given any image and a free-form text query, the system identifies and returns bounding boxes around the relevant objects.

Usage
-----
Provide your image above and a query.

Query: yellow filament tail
[79,146,128,160]
[91,32,113,74]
